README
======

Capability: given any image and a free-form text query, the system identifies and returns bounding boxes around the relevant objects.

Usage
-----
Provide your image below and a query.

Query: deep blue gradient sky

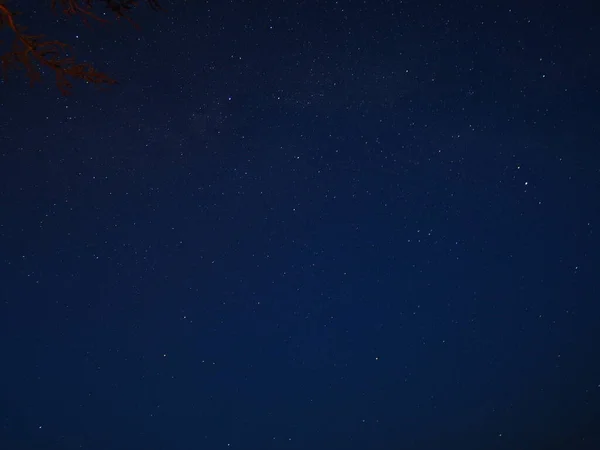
[1,1,599,449]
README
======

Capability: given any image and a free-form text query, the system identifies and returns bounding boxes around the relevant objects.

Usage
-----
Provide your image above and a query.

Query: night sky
[1,0,600,449]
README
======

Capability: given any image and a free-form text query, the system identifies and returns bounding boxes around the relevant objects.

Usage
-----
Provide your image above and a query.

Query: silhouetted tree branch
[0,0,163,95]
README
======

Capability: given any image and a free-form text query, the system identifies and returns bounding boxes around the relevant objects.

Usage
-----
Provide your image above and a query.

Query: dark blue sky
[1,1,599,449]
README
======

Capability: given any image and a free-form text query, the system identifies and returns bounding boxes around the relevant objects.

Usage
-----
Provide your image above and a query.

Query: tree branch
[0,0,163,95]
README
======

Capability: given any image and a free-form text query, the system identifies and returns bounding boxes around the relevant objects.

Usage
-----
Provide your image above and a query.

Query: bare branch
[0,0,163,95]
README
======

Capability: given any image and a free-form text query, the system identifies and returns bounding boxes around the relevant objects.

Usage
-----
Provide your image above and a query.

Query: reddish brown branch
[0,0,163,95]
[52,1,165,29]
